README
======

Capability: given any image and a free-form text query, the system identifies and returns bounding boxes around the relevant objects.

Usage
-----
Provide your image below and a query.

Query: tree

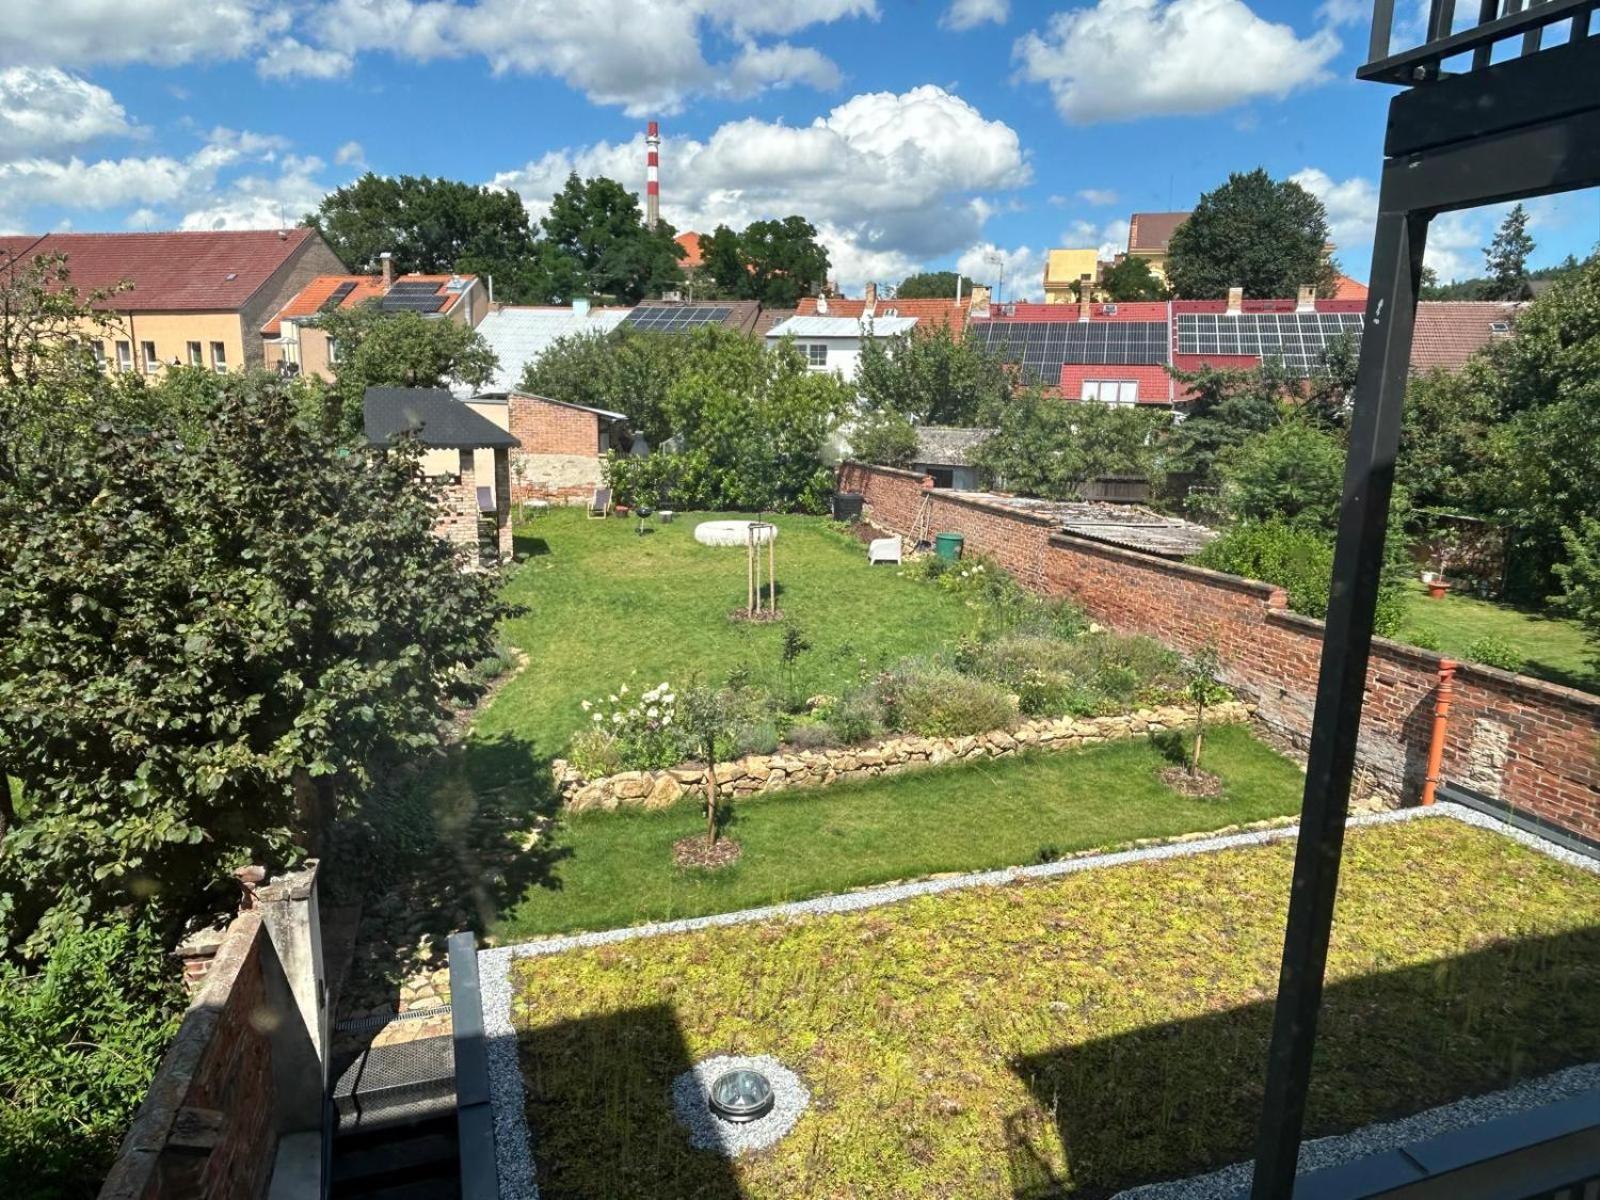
[1304,331,1361,431]
[312,302,498,438]
[1165,360,1290,485]
[1181,647,1229,775]
[697,224,748,298]
[520,326,693,448]
[1099,256,1171,302]
[849,409,919,468]
[540,173,684,304]
[971,392,1167,499]
[855,322,1014,425]
[1552,517,1600,671]
[696,218,830,307]
[0,376,511,955]
[1483,203,1535,300]
[1166,169,1337,299]
[306,174,552,302]
[894,271,978,300]
[1398,364,1499,512]
[1213,419,1346,529]
[677,683,731,849]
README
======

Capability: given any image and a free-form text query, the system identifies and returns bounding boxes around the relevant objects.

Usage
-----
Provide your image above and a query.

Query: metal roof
[462,306,632,396]
[363,387,520,449]
[765,314,919,338]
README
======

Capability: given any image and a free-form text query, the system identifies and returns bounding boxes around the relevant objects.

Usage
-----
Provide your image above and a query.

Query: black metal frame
[448,930,500,1200]
[1249,5,1600,1195]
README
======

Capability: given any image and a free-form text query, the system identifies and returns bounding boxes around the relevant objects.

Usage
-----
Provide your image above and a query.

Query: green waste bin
[934,531,965,562]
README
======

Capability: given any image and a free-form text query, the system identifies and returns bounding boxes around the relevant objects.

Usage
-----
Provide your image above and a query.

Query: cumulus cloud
[955,242,1045,302]
[1078,187,1118,206]
[180,154,333,230]
[722,42,842,96]
[0,0,287,69]
[257,38,354,80]
[491,86,1029,291]
[1291,166,1377,253]
[1015,0,1341,123]
[1062,216,1131,261]
[942,0,1009,31]
[335,140,367,167]
[0,67,132,156]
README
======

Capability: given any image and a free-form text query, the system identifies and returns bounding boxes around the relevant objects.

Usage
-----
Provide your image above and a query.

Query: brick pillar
[494,448,513,562]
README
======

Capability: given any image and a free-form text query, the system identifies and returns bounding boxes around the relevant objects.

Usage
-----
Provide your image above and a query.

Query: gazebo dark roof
[363,387,519,449]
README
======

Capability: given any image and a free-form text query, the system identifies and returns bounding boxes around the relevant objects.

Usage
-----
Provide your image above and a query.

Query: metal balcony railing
[1361,0,1596,83]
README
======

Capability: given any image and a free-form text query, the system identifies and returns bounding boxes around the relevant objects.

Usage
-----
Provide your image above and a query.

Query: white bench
[868,536,902,565]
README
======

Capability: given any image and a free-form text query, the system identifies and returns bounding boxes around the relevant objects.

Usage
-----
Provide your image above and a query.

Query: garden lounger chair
[588,487,611,519]
[868,536,902,565]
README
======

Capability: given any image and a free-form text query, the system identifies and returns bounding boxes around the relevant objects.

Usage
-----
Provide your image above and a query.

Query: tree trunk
[1190,701,1206,775]
[0,766,15,850]
[705,761,718,846]
[292,768,333,858]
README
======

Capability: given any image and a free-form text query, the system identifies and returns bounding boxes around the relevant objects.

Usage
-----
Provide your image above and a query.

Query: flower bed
[553,700,1252,811]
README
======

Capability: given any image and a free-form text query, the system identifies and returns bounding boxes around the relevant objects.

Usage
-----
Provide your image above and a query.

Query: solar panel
[970,320,1169,384]
[1174,311,1363,373]
[623,305,732,332]
[320,281,358,311]
[379,294,447,313]
[389,281,443,295]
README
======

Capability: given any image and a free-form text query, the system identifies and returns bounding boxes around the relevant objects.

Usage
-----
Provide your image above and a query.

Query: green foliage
[1164,359,1289,485]
[1212,419,1345,529]
[697,219,829,307]
[541,173,685,304]
[870,659,1017,738]
[1099,256,1171,302]
[893,271,978,300]
[1421,253,1587,301]
[1166,168,1337,300]
[1483,204,1535,301]
[1553,517,1600,671]
[0,376,512,955]
[520,326,690,447]
[1196,522,1334,619]
[972,392,1166,499]
[855,322,1014,425]
[304,173,555,303]
[0,918,182,1199]
[819,691,884,746]
[1399,365,1500,513]
[1465,634,1525,673]
[848,409,920,469]
[312,302,499,439]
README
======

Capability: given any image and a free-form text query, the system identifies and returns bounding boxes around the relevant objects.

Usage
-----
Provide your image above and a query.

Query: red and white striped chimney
[646,120,661,230]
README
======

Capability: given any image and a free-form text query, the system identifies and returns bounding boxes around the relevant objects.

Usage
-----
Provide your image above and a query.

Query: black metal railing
[1362,0,1596,83]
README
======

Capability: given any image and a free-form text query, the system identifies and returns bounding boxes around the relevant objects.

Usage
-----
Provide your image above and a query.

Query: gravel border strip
[478,801,1597,1200]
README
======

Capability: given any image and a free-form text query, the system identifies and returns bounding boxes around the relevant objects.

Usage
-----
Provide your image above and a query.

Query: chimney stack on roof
[1226,286,1243,316]
[646,121,661,231]
[969,284,990,314]
[1296,284,1316,312]
[1079,274,1094,322]
[863,281,877,315]
[379,251,393,288]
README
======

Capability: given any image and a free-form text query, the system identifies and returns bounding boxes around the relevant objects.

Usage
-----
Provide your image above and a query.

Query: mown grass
[493,724,1302,941]
[511,819,1600,1199]
[1399,579,1597,692]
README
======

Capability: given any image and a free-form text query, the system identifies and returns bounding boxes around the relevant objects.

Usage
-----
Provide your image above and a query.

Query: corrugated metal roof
[766,314,919,338]
[465,306,632,395]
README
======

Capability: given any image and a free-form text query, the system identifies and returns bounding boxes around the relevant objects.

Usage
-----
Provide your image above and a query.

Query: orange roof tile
[794,296,967,336]
[1410,301,1518,373]
[261,272,474,335]
[1332,274,1370,301]
[676,231,703,270]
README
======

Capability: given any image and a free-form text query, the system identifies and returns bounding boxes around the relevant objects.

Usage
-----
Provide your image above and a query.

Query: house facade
[764,312,919,384]
[504,393,628,506]
[0,229,347,375]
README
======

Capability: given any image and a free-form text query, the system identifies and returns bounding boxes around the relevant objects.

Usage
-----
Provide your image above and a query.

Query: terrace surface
[502,816,1600,1199]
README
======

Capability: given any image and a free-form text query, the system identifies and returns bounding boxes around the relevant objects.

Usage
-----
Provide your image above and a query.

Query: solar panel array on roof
[389,280,442,295]
[380,293,447,313]
[320,281,358,311]
[969,321,1169,384]
[623,305,732,332]
[1175,312,1364,373]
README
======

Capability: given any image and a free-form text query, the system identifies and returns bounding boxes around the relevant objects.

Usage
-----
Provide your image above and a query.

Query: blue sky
[2,0,1595,295]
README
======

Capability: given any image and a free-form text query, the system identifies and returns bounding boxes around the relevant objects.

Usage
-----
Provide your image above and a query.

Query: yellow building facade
[1042,248,1104,304]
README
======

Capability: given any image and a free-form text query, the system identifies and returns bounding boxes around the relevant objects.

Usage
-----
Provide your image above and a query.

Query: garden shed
[363,386,519,563]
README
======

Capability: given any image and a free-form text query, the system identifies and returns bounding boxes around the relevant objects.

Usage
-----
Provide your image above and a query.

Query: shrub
[0,919,183,1200]
[565,728,623,778]
[729,720,780,758]
[572,683,685,772]
[784,722,838,751]
[1407,629,1445,653]
[872,660,1016,737]
[1195,522,1334,618]
[1466,635,1525,673]
[820,691,885,746]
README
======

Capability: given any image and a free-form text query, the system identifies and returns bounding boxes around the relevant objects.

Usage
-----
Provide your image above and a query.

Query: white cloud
[179,154,332,230]
[1015,0,1341,123]
[0,67,132,156]
[0,1,287,69]
[491,86,1029,291]
[335,140,366,167]
[1077,187,1118,206]
[942,0,1008,32]
[257,38,354,79]
[722,42,841,96]
[1316,0,1368,26]
[956,242,1045,302]
[1060,216,1131,261]
[1291,166,1377,253]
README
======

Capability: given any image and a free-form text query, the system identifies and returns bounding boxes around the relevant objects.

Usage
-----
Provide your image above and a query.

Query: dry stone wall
[554,701,1252,811]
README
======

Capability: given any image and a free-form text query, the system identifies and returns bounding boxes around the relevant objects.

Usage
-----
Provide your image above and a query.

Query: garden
[503,815,1600,1199]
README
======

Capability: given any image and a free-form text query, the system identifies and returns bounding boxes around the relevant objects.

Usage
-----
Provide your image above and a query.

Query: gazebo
[363,386,520,564]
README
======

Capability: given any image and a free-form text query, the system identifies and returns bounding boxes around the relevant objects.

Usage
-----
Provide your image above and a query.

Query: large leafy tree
[1212,419,1345,529]
[1166,169,1337,299]
[1165,360,1291,484]
[893,271,977,300]
[541,173,684,304]
[695,218,829,307]
[306,173,553,301]
[855,323,1014,426]
[1099,256,1171,302]
[519,326,692,448]
[971,392,1166,499]
[1483,203,1535,300]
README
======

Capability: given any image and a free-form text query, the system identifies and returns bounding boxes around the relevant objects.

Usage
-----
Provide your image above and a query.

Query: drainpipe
[1420,658,1457,807]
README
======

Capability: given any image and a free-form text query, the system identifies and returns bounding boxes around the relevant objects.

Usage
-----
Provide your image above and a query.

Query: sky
[2,0,1596,298]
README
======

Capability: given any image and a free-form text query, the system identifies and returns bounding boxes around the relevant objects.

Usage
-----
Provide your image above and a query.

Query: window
[210,342,227,374]
[90,341,106,368]
[187,341,203,366]
[1080,379,1138,406]
[115,340,133,372]
[801,343,828,368]
[141,341,160,374]
[326,337,341,365]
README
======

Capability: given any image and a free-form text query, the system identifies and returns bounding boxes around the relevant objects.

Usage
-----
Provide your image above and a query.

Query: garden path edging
[478,801,1598,1200]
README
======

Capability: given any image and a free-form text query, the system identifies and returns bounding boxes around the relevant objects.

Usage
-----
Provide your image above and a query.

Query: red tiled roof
[261,272,475,336]
[1172,298,1367,315]
[975,301,1169,323]
[1410,301,1518,373]
[1128,212,1190,253]
[0,229,319,312]
[676,231,703,270]
[1332,274,1369,301]
[796,296,968,336]
[1058,363,1175,405]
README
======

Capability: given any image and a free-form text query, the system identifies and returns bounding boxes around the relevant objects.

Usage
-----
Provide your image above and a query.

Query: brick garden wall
[507,393,604,505]
[839,462,1600,840]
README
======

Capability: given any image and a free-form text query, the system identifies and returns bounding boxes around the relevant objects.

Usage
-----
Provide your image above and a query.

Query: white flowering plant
[567,682,686,774]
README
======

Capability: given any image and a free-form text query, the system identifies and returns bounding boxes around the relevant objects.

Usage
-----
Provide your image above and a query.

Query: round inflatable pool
[694,520,779,548]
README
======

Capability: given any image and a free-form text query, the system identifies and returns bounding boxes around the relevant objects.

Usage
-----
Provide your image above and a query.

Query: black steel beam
[1248,203,1430,1200]
[448,930,500,1200]
[1358,0,1590,81]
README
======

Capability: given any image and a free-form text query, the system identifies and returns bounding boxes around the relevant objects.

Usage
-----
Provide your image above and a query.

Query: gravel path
[477,801,1598,1199]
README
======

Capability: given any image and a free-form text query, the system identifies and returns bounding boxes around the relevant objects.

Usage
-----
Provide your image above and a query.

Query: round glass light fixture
[707,1068,775,1123]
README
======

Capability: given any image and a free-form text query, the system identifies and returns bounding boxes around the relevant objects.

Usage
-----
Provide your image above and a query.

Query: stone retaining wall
[555,701,1252,811]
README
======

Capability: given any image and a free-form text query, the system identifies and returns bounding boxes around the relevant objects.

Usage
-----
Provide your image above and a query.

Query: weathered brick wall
[841,462,1600,839]
[431,452,481,551]
[506,394,604,504]
[99,914,277,1200]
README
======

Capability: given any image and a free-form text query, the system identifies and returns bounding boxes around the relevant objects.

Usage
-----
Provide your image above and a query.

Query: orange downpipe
[1420,658,1457,807]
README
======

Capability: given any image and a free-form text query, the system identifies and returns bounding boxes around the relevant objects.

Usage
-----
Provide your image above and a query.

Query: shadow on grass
[518,1003,746,1199]
[1007,924,1600,1199]
[514,533,552,557]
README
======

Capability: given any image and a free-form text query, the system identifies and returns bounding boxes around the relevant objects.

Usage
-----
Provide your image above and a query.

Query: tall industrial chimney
[646,121,661,230]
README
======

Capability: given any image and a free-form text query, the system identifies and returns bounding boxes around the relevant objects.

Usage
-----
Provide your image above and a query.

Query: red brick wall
[505,394,603,503]
[840,462,1600,839]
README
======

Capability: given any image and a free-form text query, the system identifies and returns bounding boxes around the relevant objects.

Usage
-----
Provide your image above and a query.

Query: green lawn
[512,817,1600,1198]
[1398,579,1597,692]
[494,724,1304,941]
